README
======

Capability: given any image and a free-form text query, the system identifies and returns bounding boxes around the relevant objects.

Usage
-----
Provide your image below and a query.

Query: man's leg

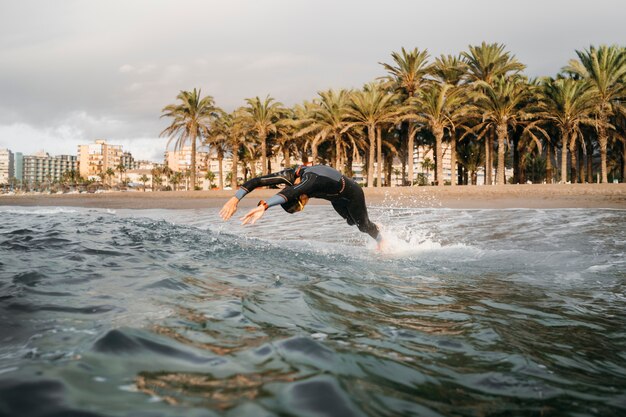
[331,200,355,225]
[346,187,379,240]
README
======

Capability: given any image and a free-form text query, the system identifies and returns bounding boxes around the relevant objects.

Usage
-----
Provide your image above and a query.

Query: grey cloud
[0,0,624,158]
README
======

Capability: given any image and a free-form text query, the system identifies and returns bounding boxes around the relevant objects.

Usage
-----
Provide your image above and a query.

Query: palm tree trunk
[376,127,383,187]
[311,143,318,164]
[346,147,354,177]
[231,142,239,189]
[335,134,341,171]
[450,134,457,187]
[190,130,197,191]
[261,133,268,176]
[496,123,507,185]
[560,134,568,183]
[283,147,291,169]
[622,139,626,182]
[407,129,415,186]
[367,125,376,187]
[598,114,609,183]
[569,140,578,184]
[599,135,608,183]
[218,156,224,190]
[434,125,444,186]
[484,134,490,185]
[385,152,393,187]
[546,142,553,184]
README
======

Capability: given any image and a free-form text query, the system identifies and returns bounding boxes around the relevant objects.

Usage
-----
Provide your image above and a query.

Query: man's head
[281,194,309,214]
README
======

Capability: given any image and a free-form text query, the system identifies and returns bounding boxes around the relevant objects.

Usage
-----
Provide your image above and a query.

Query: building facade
[0,148,14,185]
[14,152,23,182]
[165,146,209,174]
[77,140,123,180]
[22,152,77,185]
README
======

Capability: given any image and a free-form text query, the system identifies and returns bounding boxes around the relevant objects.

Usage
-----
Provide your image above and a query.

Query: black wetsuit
[235,165,380,240]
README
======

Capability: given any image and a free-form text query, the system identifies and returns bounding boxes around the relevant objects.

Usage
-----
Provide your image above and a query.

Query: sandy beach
[1,184,625,209]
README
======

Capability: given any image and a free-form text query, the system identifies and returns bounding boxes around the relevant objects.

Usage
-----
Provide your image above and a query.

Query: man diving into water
[220,164,386,250]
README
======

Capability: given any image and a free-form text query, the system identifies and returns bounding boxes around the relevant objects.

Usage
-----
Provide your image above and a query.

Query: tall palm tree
[431,55,470,186]
[472,77,532,185]
[170,171,182,191]
[463,42,526,184]
[105,168,116,188]
[379,47,431,185]
[297,89,350,170]
[563,45,626,183]
[534,77,597,183]
[407,82,470,185]
[273,107,301,169]
[139,174,149,192]
[344,84,400,187]
[116,163,126,186]
[204,110,233,190]
[240,95,285,175]
[160,88,220,190]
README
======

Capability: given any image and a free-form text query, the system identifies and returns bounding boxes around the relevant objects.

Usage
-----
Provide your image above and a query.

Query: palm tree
[204,171,216,189]
[105,168,116,188]
[160,88,220,190]
[344,84,400,187]
[421,157,435,183]
[379,47,431,185]
[534,77,597,183]
[407,82,470,185]
[462,42,526,84]
[170,171,182,191]
[457,141,484,185]
[472,77,532,185]
[297,89,350,170]
[116,163,126,186]
[240,95,285,176]
[139,174,149,192]
[463,42,526,184]
[153,174,163,191]
[563,45,626,183]
[273,107,301,169]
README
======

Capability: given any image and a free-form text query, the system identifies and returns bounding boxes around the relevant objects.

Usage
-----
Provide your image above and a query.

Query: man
[220,164,385,249]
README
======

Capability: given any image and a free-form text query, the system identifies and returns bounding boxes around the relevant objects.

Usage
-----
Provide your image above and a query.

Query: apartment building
[22,152,77,184]
[14,152,23,181]
[77,140,123,180]
[0,148,14,185]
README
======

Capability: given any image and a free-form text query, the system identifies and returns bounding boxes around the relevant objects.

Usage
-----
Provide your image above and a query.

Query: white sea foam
[0,207,80,215]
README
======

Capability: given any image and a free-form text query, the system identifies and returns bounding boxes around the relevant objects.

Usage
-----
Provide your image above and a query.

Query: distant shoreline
[2,184,625,210]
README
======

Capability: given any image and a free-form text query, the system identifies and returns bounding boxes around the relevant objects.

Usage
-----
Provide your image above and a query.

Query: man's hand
[240,205,266,225]
[220,197,239,220]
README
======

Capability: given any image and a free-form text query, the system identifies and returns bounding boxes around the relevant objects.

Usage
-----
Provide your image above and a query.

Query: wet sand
[2,184,625,209]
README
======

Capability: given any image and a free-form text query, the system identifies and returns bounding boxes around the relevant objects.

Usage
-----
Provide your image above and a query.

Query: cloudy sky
[0,0,624,160]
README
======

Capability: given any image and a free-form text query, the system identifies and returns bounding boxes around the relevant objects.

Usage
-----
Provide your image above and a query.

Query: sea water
[0,205,625,417]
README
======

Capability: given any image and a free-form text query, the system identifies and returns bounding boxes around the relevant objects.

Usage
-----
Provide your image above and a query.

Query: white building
[22,152,77,185]
[0,148,14,185]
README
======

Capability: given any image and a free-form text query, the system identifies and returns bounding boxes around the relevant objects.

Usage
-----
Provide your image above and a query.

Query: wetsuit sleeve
[234,169,295,200]
[272,172,317,204]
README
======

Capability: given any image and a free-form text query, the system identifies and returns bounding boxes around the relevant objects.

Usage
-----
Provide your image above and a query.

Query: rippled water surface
[1,204,625,417]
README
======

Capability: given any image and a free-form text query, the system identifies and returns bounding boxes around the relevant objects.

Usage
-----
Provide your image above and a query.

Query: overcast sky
[0,0,624,161]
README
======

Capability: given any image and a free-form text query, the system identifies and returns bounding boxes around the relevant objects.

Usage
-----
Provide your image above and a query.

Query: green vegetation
[160,43,626,187]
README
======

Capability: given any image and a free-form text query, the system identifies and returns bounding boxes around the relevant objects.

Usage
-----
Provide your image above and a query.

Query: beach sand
[1,184,625,209]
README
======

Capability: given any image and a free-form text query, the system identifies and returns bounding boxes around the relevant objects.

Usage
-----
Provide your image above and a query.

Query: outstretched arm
[220,169,295,221]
